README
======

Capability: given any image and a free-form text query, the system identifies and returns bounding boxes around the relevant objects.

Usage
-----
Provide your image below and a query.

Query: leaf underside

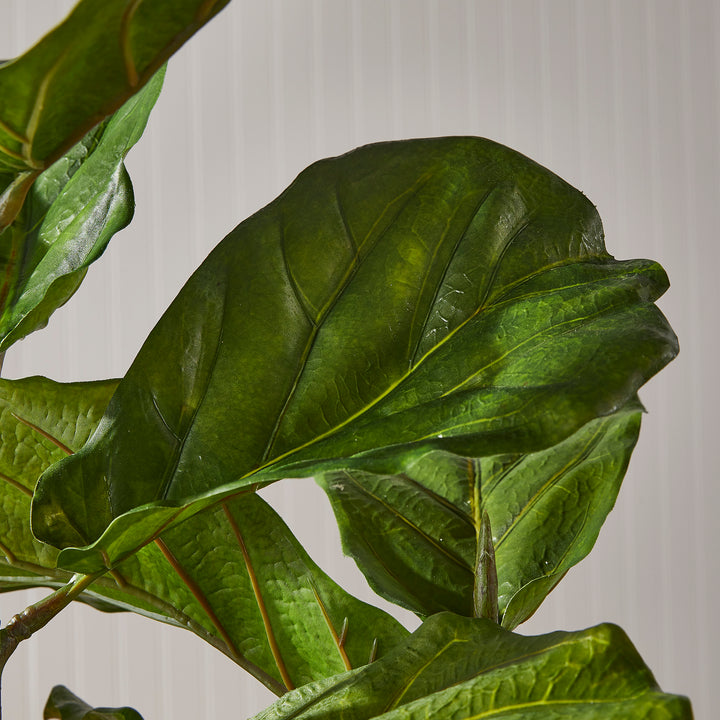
[318,400,643,628]
[29,136,678,575]
[0,376,407,693]
[252,612,693,720]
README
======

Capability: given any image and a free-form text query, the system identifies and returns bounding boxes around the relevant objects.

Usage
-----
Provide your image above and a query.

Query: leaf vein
[410,186,496,366]
[222,503,294,691]
[309,582,352,671]
[344,473,472,573]
[10,411,73,455]
[259,176,433,463]
[0,471,33,498]
[494,423,607,550]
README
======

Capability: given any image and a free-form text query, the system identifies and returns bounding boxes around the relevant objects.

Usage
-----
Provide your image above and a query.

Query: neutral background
[0,1,717,718]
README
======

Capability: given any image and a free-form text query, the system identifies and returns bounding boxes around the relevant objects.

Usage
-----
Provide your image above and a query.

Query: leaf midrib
[260,175,434,464]
[249,265,638,485]
[343,472,473,573]
[492,421,607,551]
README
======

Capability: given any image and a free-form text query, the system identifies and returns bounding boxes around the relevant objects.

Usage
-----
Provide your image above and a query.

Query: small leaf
[0,69,164,352]
[252,612,693,720]
[0,0,231,227]
[44,685,143,720]
[318,402,643,626]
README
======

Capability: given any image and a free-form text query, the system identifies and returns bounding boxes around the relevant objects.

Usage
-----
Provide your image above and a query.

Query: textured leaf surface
[253,612,693,720]
[31,137,678,573]
[0,377,407,693]
[0,376,118,596]
[0,70,163,352]
[0,0,230,231]
[318,402,643,628]
[44,685,143,720]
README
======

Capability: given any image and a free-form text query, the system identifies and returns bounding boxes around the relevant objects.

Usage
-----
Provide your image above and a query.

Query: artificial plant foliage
[29,136,678,574]
[44,685,143,720]
[0,69,164,353]
[0,0,231,233]
[318,400,643,628]
[0,376,406,693]
[253,612,693,720]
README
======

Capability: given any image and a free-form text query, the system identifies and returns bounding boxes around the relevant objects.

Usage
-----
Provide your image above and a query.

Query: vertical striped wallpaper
[0,1,717,717]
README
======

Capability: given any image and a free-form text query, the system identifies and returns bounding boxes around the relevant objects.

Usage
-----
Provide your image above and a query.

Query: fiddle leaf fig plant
[0,2,692,719]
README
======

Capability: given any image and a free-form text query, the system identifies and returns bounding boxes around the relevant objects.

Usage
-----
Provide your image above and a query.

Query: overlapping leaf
[318,401,643,628]
[31,137,678,574]
[44,685,143,720]
[0,377,407,692]
[0,0,231,231]
[253,612,693,720]
[0,70,164,352]
[0,0,233,350]
[0,376,118,597]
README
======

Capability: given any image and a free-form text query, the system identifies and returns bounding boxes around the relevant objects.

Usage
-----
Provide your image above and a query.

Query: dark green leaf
[318,402,643,627]
[31,137,677,574]
[0,376,407,692]
[44,685,143,720]
[0,69,164,352]
[252,612,693,720]
[0,0,230,231]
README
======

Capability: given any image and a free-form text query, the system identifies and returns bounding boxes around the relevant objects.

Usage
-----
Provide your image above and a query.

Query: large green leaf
[0,69,164,352]
[0,0,231,232]
[0,377,407,693]
[317,401,643,628]
[44,685,143,720]
[253,612,693,720]
[31,137,678,574]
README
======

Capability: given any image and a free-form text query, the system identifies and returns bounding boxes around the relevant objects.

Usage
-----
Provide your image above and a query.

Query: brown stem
[0,573,100,719]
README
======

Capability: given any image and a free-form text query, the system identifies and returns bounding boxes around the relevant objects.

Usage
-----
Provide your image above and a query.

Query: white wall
[0,1,717,717]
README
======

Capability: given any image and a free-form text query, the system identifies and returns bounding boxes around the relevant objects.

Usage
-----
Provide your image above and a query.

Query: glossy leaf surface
[253,612,693,720]
[44,685,143,720]
[318,402,643,628]
[0,0,230,231]
[0,376,407,692]
[31,137,678,573]
[0,70,163,352]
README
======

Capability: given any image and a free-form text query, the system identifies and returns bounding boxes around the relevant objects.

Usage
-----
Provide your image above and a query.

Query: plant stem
[0,572,100,718]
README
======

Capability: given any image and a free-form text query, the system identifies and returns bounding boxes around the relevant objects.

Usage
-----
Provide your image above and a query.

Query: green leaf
[31,137,678,574]
[44,685,143,720]
[117,493,407,692]
[0,376,407,692]
[0,69,164,352]
[252,612,693,720]
[0,0,231,231]
[0,376,118,593]
[317,402,643,628]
